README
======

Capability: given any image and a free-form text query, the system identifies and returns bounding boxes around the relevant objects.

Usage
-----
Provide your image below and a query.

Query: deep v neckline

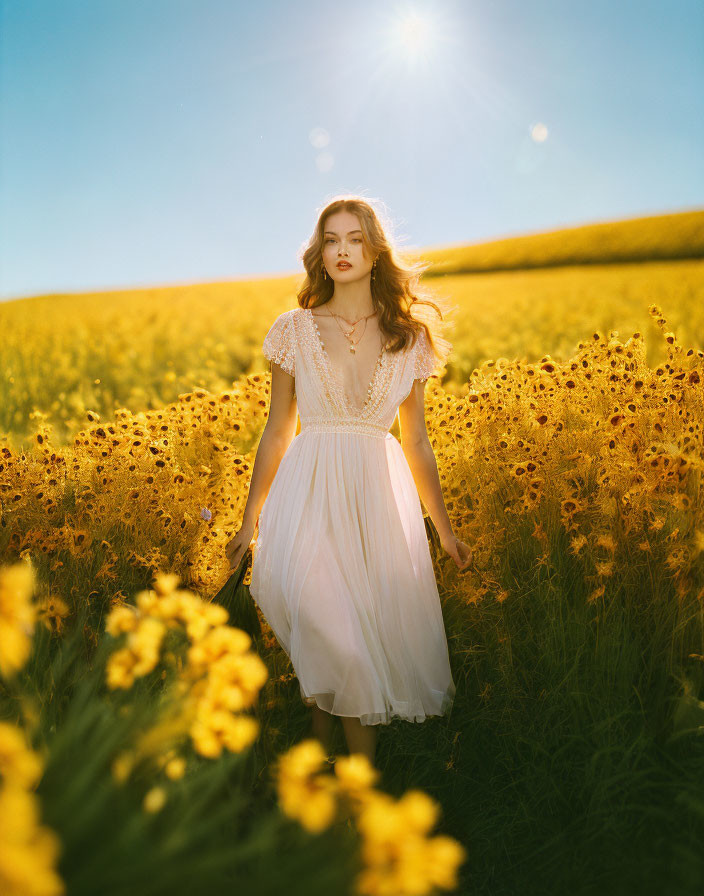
[305,308,388,415]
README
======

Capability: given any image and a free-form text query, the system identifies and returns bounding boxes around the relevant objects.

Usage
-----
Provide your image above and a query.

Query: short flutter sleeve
[413,325,451,382]
[262,310,296,377]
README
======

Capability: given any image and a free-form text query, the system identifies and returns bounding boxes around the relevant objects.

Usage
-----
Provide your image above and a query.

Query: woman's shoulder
[265,307,301,333]
[409,319,452,382]
[270,307,297,323]
[262,308,300,377]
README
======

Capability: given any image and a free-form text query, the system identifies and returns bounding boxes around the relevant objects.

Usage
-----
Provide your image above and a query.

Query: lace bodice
[262,307,450,437]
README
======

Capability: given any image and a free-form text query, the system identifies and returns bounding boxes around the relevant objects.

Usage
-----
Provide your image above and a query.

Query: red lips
[337,262,351,268]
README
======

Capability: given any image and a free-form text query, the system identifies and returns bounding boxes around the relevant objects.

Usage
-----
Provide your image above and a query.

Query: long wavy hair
[296,195,454,370]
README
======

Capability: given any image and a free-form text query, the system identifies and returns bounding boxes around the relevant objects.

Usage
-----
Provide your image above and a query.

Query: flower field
[1,210,703,895]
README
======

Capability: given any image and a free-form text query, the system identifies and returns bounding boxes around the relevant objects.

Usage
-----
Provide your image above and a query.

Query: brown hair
[296,194,454,369]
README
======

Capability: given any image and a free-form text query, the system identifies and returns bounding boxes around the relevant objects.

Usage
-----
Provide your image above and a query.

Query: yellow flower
[105,616,166,688]
[665,549,686,572]
[143,786,166,813]
[130,617,167,677]
[104,581,266,760]
[105,605,138,637]
[0,722,43,790]
[595,533,617,553]
[569,534,587,555]
[275,739,339,833]
[106,647,137,690]
[153,573,180,596]
[111,752,135,783]
[179,598,229,635]
[334,753,380,800]
[135,589,160,615]
[187,625,252,667]
[164,756,186,780]
[357,791,405,846]
[419,834,467,890]
[36,595,71,635]
[149,593,181,622]
[278,739,327,779]
[355,790,466,895]
[277,773,338,834]
[0,786,65,896]
[396,790,440,835]
[0,563,36,678]
[692,529,704,557]
[189,720,223,759]
[220,714,259,753]
[560,498,583,516]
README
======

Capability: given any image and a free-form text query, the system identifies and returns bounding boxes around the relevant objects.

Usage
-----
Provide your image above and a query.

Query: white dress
[249,307,456,726]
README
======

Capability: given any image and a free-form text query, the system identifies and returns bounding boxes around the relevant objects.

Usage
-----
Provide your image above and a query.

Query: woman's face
[321,210,375,283]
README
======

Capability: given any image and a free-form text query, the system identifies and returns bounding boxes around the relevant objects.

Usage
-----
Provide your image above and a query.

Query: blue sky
[1,0,702,301]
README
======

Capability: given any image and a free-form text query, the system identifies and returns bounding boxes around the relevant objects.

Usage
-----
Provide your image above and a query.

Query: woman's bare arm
[397,380,454,541]
[241,361,298,531]
[398,379,471,570]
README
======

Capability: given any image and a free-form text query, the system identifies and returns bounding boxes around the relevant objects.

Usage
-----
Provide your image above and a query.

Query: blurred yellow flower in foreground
[106,616,167,689]
[164,756,186,780]
[0,722,43,790]
[276,739,338,833]
[0,563,37,679]
[105,572,267,761]
[275,740,467,894]
[0,721,65,896]
[143,786,167,813]
[334,752,381,803]
[356,790,466,896]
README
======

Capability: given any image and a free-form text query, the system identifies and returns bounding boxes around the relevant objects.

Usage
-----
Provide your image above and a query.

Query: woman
[225,195,471,767]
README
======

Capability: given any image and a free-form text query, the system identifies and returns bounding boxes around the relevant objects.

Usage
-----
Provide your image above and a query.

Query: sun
[393,10,434,57]
[399,12,426,49]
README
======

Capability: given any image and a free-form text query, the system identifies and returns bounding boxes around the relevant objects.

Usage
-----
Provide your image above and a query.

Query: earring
[322,265,327,280]
[371,258,377,282]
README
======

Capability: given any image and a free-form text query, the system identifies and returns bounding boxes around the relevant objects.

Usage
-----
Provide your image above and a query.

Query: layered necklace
[315,307,378,354]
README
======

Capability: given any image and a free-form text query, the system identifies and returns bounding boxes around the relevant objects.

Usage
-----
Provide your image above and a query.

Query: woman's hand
[440,532,472,571]
[225,522,256,572]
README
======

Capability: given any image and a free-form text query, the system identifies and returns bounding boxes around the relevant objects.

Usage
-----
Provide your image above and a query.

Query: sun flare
[393,10,434,57]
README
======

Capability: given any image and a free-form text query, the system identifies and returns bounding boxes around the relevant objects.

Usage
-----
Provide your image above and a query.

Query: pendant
[349,345,355,353]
